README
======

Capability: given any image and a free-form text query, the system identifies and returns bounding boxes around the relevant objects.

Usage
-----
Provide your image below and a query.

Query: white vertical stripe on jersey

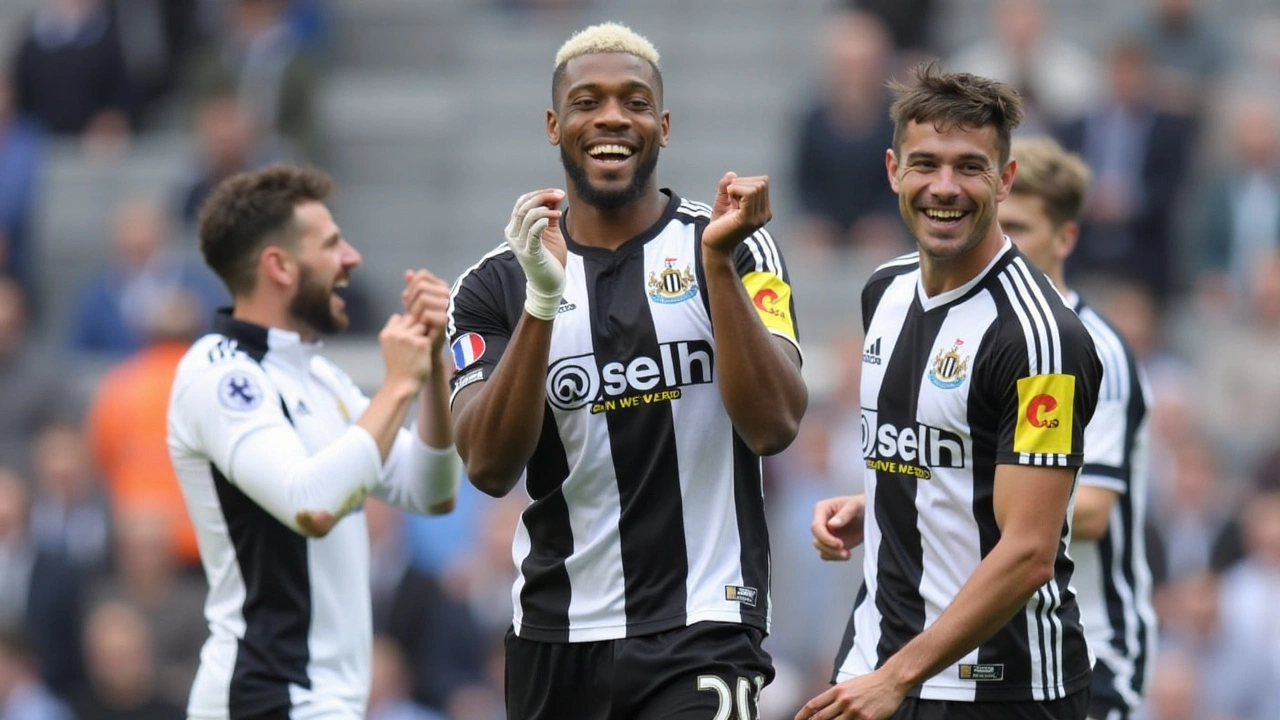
[1008,258,1063,373]
[644,235,747,627]
[996,271,1040,465]
[747,230,781,275]
[1104,500,1142,710]
[913,295,994,701]
[836,274,915,682]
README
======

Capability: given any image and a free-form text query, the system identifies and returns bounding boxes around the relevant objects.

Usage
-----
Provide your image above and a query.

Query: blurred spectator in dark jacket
[185,0,318,160]
[848,0,935,57]
[1126,0,1228,117]
[1193,97,1280,316]
[0,276,74,475]
[69,601,183,720]
[368,636,444,720]
[791,10,905,259]
[65,198,226,360]
[0,77,43,302]
[28,420,111,576]
[1057,38,1196,300]
[0,468,85,697]
[0,628,74,720]
[10,0,132,143]
[175,93,284,240]
[108,0,200,127]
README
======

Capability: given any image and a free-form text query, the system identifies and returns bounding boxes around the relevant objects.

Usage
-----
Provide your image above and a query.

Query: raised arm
[701,172,807,456]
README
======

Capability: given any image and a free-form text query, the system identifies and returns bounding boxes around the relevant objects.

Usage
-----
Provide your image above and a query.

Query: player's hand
[378,313,434,392]
[505,189,567,320]
[811,494,866,561]
[703,172,771,254]
[794,670,907,720]
[401,269,450,356]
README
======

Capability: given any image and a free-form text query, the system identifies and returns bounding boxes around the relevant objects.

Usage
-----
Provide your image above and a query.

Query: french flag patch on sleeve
[451,333,487,369]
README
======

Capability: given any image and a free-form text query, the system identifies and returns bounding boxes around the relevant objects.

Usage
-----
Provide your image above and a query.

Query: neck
[232,294,315,342]
[563,186,667,250]
[1050,271,1070,298]
[918,230,1005,297]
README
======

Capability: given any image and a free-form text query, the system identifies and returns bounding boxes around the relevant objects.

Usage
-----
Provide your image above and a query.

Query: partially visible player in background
[1000,136,1157,720]
[447,22,807,720]
[167,165,460,720]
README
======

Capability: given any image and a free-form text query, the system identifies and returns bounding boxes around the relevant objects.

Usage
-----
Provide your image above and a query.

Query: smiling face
[887,120,1014,262]
[286,200,360,336]
[548,52,669,211]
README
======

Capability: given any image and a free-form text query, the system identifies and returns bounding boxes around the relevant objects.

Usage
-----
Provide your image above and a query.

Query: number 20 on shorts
[697,674,765,720]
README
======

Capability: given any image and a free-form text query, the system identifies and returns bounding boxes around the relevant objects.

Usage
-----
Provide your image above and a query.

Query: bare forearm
[417,353,453,449]
[881,540,1053,690]
[702,247,806,455]
[357,381,419,460]
[454,314,553,496]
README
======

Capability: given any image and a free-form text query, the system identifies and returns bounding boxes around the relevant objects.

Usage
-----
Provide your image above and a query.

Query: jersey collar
[561,189,679,258]
[916,237,1014,312]
[213,308,322,370]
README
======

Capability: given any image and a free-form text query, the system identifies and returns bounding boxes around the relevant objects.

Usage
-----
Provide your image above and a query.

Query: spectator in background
[109,0,200,127]
[68,601,183,720]
[0,469,85,698]
[1194,97,1280,316]
[367,637,444,720]
[1057,38,1196,301]
[89,510,205,707]
[949,0,1101,132]
[847,0,936,58]
[85,290,203,567]
[0,629,75,720]
[0,276,74,474]
[1197,253,1280,472]
[0,77,44,302]
[1126,0,1228,117]
[10,0,132,142]
[176,94,284,240]
[791,10,904,259]
[28,420,112,575]
[1149,439,1241,583]
[66,198,226,359]
[185,0,319,160]
[366,499,492,718]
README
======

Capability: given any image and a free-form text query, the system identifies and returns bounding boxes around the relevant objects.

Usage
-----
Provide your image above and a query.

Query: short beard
[561,145,658,211]
[289,263,346,336]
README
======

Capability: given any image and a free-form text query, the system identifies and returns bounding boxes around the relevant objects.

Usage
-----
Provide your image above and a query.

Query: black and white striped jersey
[1068,292,1156,712]
[447,190,800,643]
[833,242,1101,702]
[167,312,460,720]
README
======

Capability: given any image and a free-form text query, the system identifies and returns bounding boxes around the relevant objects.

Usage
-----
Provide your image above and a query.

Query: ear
[1057,220,1079,261]
[885,149,900,193]
[547,109,560,146]
[659,109,671,147]
[996,158,1017,202]
[261,245,296,288]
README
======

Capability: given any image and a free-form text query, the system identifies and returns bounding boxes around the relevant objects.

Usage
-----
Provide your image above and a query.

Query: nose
[342,241,362,269]
[930,166,961,202]
[593,97,630,129]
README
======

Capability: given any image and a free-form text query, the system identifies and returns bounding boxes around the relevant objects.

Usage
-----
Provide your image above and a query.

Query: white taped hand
[504,191,565,321]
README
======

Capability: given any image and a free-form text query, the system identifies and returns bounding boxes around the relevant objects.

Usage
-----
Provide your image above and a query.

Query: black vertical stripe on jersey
[515,409,574,640]
[972,308,1034,700]
[831,583,868,683]
[872,297,943,667]
[1051,533,1085,696]
[584,250,690,634]
[731,433,769,628]
[212,464,310,719]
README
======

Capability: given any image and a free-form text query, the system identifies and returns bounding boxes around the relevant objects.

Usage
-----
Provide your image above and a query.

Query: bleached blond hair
[554,22,660,69]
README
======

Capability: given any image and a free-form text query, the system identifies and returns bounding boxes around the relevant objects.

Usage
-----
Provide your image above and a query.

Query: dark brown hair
[1010,136,1092,227]
[888,61,1024,165]
[198,164,333,296]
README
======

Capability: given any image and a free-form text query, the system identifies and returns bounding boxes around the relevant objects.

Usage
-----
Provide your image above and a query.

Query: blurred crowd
[1,0,1279,719]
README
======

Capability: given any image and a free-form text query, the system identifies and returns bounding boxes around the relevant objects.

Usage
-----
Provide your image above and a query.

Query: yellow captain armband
[741,271,797,340]
[1014,373,1076,455]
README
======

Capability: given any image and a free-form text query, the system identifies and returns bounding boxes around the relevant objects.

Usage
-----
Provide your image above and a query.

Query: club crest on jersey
[218,371,264,412]
[648,257,698,304]
[928,339,970,390]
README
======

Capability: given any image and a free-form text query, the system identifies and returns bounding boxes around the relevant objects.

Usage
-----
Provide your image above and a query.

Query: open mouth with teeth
[921,208,969,225]
[586,143,634,165]
[332,278,349,308]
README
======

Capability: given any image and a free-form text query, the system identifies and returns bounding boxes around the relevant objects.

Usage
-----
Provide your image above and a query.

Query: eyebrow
[905,151,992,165]
[567,80,655,96]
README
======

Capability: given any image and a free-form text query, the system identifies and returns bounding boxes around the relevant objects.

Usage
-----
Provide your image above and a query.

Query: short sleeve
[983,312,1101,469]
[447,250,522,402]
[732,229,800,351]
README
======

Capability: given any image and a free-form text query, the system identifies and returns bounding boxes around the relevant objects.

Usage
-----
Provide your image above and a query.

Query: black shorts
[892,689,1089,720]
[504,621,774,720]
[1086,693,1130,720]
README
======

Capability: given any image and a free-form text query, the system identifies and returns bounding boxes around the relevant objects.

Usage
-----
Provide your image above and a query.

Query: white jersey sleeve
[168,354,384,536]
[318,360,461,514]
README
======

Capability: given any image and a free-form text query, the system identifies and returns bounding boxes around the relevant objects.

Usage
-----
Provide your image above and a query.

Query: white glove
[504,191,566,321]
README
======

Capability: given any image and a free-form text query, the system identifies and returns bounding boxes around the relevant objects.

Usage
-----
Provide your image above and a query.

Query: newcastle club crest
[928,338,970,390]
[648,257,698,304]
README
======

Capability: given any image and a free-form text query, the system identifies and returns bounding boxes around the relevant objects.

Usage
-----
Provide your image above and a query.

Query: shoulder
[674,197,712,225]
[170,334,272,409]
[1077,302,1141,398]
[864,252,920,295]
[451,243,521,293]
[984,255,1095,364]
